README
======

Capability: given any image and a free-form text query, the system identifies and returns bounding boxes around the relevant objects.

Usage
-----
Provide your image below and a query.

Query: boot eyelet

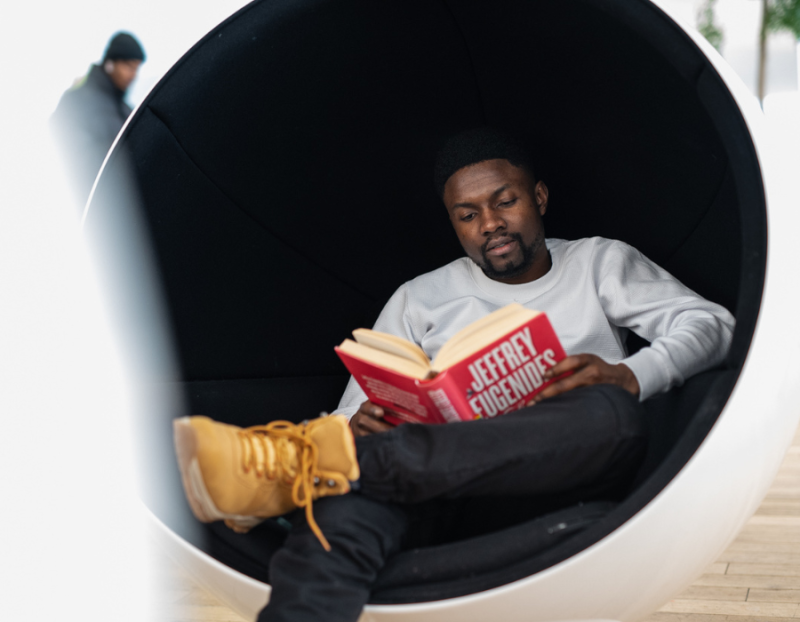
[327,479,336,488]
[313,476,321,486]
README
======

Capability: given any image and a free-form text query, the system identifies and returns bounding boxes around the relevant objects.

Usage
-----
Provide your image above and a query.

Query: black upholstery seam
[664,159,731,265]
[144,105,380,303]
[439,0,489,124]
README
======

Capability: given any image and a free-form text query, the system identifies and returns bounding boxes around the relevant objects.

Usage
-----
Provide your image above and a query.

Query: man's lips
[484,236,518,256]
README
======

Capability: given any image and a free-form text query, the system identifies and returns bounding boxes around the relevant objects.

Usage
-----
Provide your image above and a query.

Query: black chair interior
[85,0,766,604]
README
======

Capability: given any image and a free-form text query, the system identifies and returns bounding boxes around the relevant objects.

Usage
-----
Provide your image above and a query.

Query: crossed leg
[260,384,647,622]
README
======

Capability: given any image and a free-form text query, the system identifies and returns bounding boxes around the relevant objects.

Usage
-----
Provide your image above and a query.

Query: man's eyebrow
[491,184,512,197]
[452,184,512,210]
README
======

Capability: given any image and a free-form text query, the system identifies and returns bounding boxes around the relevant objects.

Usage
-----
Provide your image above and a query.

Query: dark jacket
[50,64,133,205]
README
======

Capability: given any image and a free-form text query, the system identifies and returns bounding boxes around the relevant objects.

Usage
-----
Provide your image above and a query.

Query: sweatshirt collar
[468,238,563,302]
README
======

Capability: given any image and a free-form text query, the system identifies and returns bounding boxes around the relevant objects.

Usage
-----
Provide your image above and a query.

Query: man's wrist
[618,363,640,396]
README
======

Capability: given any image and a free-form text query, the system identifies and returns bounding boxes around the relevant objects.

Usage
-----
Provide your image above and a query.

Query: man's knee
[588,384,646,439]
[586,385,648,480]
[543,384,644,434]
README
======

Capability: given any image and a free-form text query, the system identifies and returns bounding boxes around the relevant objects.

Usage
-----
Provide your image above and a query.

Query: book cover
[335,312,568,425]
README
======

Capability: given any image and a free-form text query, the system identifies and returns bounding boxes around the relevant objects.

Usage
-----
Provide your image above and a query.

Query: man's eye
[499,198,517,208]
[461,213,476,222]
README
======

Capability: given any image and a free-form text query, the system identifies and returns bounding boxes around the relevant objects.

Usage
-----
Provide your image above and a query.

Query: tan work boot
[173,414,360,551]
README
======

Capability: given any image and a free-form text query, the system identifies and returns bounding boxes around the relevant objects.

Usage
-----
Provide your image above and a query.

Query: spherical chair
[83,0,800,620]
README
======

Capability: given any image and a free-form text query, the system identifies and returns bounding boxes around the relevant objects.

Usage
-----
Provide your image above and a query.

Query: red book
[335,304,569,425]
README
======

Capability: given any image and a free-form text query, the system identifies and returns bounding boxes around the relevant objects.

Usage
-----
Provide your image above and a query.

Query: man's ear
[535,181,549,216]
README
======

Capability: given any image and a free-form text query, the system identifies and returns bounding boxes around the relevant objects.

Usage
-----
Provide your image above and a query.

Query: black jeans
[259,384,647,622]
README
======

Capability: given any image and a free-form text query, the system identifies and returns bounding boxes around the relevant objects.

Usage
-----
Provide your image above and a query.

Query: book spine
[418,371,477,422]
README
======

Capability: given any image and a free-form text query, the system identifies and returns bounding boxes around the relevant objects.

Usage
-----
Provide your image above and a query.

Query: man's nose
[481,210,506,235]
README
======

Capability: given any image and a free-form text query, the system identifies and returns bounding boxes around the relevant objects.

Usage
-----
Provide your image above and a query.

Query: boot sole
[173,417,264,533]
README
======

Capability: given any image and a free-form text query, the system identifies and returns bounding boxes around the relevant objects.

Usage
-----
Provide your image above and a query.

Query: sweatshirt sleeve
[594,240,736,401]
[331,284,414,419]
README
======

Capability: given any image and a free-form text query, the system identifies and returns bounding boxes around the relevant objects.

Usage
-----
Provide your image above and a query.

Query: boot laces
[237,421,331,551]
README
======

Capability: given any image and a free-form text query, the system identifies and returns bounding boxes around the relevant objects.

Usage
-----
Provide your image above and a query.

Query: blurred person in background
[51,32,146,208]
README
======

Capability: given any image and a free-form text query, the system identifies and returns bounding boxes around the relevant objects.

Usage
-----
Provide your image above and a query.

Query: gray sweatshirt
[335,237,735,416]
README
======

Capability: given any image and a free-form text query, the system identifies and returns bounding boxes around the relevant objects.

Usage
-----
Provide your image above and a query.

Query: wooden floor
[153,425,800,622]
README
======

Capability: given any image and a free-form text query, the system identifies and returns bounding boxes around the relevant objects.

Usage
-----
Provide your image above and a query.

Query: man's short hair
[433,127,536,198]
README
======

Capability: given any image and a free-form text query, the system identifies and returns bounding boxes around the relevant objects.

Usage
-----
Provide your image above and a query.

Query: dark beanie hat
[434,127,536,198]
[103,32,146,63]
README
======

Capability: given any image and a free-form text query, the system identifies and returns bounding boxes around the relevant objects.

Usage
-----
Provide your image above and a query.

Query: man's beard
[477,231,545,280]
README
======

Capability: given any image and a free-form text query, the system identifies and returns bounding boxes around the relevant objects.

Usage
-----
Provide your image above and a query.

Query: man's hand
[349,400,395,437]
[529,354,640,404]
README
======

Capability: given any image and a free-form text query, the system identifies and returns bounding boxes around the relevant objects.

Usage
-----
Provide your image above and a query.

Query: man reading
[173,128,735,622]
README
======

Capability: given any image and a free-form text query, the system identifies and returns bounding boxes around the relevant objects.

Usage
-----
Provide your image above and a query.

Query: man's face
[106,59,142,92]
[443,158,550,284]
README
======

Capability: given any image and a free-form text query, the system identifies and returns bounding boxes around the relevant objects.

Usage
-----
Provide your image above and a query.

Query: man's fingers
[534,377,577,402]
[350,403,392,437]
[353,416,393,437]
[535,355,593,400]
[531,354,638,404]
[534,365,598,402]
[366,404,385,419]
[544,354,590,380]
